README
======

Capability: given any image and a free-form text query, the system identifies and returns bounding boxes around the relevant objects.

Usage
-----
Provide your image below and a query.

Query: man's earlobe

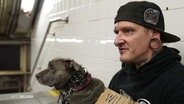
[149,38,161,49]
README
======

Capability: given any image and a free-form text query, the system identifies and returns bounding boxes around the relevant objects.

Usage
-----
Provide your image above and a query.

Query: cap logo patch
[144,8,160,25]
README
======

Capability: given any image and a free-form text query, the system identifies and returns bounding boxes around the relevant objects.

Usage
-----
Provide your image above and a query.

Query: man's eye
[124,29,134,35]
[124,29,132,33]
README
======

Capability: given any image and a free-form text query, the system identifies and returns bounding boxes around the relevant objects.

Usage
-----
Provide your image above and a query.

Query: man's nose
[114,34,124,46]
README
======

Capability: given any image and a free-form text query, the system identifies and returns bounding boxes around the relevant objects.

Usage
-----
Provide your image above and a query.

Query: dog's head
[36,57,83,90]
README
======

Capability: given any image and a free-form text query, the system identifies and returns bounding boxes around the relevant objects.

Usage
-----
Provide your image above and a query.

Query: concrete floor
[0,92,58,104]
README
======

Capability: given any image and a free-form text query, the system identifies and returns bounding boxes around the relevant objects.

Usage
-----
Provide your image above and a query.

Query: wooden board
[96,88,139,104]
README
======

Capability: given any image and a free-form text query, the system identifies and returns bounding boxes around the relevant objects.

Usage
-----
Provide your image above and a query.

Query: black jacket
[109,46,184,104]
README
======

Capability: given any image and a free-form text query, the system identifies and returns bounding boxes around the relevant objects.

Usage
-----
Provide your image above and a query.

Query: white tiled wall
[30,0,184,92]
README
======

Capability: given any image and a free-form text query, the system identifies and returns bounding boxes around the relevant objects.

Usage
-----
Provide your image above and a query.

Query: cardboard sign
[96,88,139,104]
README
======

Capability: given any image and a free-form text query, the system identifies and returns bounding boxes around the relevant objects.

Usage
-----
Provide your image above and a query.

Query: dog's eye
[50,66,55,70]
[50,67,54,70]
[49,63,55,70]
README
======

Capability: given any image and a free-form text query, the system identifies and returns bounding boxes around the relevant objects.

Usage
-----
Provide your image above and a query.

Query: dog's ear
[70,60,81,71]
[65,59,81,71]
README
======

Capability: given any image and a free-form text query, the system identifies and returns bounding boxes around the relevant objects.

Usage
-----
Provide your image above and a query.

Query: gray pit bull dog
[36,57,105,104]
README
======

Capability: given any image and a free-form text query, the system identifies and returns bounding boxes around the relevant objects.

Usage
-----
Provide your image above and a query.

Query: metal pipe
[30,16,69,88]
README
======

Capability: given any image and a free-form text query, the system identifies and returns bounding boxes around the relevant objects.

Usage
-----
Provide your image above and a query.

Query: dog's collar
[64,69,92,92]
[74,74,92,91]
[58,69,92,104]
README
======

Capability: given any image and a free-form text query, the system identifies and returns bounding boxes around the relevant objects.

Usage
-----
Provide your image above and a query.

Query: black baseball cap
[114,1,180,43]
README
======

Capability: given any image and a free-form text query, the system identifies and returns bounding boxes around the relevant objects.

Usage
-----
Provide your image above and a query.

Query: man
[109,1,184,104]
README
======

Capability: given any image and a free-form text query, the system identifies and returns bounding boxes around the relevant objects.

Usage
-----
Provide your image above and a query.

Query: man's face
[114,21,153,65]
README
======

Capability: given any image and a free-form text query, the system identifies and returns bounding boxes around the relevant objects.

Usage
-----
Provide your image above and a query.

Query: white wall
[30,0,184,92]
